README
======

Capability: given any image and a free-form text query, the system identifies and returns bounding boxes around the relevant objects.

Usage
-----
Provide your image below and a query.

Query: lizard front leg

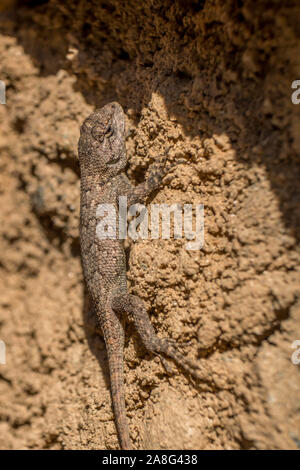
[127,163,169,205]
[118,152,184,206]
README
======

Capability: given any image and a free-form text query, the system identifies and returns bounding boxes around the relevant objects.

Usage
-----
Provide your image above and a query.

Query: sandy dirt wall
[0,0,299,449]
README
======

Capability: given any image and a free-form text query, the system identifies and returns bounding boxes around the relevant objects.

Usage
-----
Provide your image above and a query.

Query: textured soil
[0,0,299,450]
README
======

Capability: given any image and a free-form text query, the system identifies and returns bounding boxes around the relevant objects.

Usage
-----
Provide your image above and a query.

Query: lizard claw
[158,355,174,375]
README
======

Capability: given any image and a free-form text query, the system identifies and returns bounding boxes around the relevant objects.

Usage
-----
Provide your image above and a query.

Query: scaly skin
[78,102,199,449]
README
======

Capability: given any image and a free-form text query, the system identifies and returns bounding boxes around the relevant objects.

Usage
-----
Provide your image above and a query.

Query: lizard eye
[105,125,113,138]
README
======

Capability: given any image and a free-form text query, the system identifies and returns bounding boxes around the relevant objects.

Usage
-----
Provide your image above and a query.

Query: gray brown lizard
[78,102,199,449]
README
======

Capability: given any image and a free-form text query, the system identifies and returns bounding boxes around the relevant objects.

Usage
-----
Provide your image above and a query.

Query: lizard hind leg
[111,293,199,379]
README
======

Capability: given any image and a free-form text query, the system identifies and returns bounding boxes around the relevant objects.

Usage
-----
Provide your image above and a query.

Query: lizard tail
[108,351,132,450]
[101,311,131,450]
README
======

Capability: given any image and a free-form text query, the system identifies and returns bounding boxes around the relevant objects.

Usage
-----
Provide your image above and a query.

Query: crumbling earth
[0,0,299,449]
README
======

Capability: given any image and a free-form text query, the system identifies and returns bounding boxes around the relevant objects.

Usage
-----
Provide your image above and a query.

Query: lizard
[78,101,200,450]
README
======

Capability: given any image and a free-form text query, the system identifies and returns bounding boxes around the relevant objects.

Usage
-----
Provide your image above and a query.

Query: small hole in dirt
[119,49,130,61]
[13,117,26,133]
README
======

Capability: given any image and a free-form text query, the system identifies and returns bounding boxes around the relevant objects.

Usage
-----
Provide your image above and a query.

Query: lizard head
[78,102,127,178]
